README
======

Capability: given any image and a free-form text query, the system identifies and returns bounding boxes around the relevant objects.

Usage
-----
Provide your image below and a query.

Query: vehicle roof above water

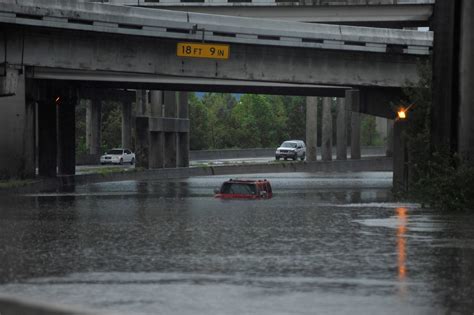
[223,179,270,184]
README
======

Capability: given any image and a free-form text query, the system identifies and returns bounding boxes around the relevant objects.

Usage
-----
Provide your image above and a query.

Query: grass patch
[0,179,38,189]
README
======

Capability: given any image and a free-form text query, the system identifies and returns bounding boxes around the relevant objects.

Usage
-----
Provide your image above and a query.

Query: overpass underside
[0,0,432,179]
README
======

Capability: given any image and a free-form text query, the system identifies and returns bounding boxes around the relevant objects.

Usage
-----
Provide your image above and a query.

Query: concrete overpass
[96,0,434,27]
[0,0,432,180]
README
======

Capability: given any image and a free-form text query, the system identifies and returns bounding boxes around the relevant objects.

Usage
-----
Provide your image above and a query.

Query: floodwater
[0,172,473,315]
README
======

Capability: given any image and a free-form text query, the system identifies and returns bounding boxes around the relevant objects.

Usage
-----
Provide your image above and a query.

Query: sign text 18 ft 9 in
[177,42,229,60]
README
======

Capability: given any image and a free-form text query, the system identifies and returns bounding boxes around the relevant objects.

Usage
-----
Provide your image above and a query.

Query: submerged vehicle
[214,179,273,199]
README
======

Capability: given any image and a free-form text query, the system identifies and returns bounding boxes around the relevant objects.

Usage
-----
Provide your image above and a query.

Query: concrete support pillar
[135,116,149,169]
[149,132,165,169]
[393,120,408,192]
[375,117,388,141]
[38,83,57,177]
[305,96,318,161]
[86,98,101,155]
[24,78,36,178]
[431,0,459,151]
[121,101,132,150]
[149,90,164,169]
[57,88,76,176]
[135,89,148,116]
[347,90,361,160]
[386,119,394,157]
[177,92,189,167]
[164,91,178,168]
[336,97,347,160]
[164,132,177,168]
[458,0,474,164]
[149,90,163,118]
[321,97,333,161]
[0,69,36,179]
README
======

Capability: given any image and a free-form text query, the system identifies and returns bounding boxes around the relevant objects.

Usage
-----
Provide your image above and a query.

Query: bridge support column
[431,0,459,151]
[336,98,348,160]
[135,115,149,168]
[305,96,318,162]
[136,89,148,116]
[121,100,132,150]
[177,92,189,168]
[86,98,101,155]
[149,90,164,169]
[38,82,57,177]
[321,97,333,161]
[57,87,76,176]
[347,90,361,159]
[0,69,35,179]
[393,120,408,192]
[458,0,474,164]
[164,91,177,168]
[386,119,394,157]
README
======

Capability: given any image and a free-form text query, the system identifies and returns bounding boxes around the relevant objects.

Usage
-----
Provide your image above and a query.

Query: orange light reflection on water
[396,207,408,280]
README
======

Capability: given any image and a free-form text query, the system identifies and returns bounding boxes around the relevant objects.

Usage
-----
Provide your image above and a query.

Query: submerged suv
[275,140,306,161]
[214,179,273,199]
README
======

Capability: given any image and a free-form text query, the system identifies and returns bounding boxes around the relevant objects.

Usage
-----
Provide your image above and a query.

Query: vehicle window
[125,150,131,154]
[106,149,123,155]
[281,142,297,148]
[222,183,257,195]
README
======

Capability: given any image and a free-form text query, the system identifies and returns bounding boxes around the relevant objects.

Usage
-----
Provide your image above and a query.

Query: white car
[275,140,306,161]
[100,148,135,165]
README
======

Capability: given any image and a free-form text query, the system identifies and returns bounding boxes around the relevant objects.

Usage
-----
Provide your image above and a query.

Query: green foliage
[101,102,122,151]
[190,93,293,149]
[189,94,210,150]
[232,94,287,148]
[75,100,88,155]
[402,61,474,211]
[361,115,383,146]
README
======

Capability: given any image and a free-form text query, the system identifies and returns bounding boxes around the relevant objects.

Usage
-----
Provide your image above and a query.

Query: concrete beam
[30,68,350,97]
[1,25,426,88]
[0,0,433,50]
[160,4,433,26]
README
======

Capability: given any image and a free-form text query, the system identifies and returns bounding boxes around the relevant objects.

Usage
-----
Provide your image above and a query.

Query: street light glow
[397,109,406,119]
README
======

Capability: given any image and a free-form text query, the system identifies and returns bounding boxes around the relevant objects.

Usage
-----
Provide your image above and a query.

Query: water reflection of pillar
[396,207,408,296]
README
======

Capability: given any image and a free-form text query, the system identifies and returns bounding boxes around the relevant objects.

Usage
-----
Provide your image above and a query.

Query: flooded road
[0,172,473,314]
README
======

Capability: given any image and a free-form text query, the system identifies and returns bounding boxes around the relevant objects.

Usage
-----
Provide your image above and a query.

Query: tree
[101,101,122,151]
[189,93,210,150]
[202,93,237,149]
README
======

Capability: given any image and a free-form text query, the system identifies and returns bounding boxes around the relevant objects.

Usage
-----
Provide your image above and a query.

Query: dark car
[214,179,273,199]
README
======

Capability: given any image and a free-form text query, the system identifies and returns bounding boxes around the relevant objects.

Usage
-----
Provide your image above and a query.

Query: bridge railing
[0,0,432,55]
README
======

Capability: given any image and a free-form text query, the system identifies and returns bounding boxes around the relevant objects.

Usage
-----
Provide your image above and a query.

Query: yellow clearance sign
[177,42,229,60]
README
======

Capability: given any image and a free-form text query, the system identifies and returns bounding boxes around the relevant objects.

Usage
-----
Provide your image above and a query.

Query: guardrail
[0,0,432,55]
